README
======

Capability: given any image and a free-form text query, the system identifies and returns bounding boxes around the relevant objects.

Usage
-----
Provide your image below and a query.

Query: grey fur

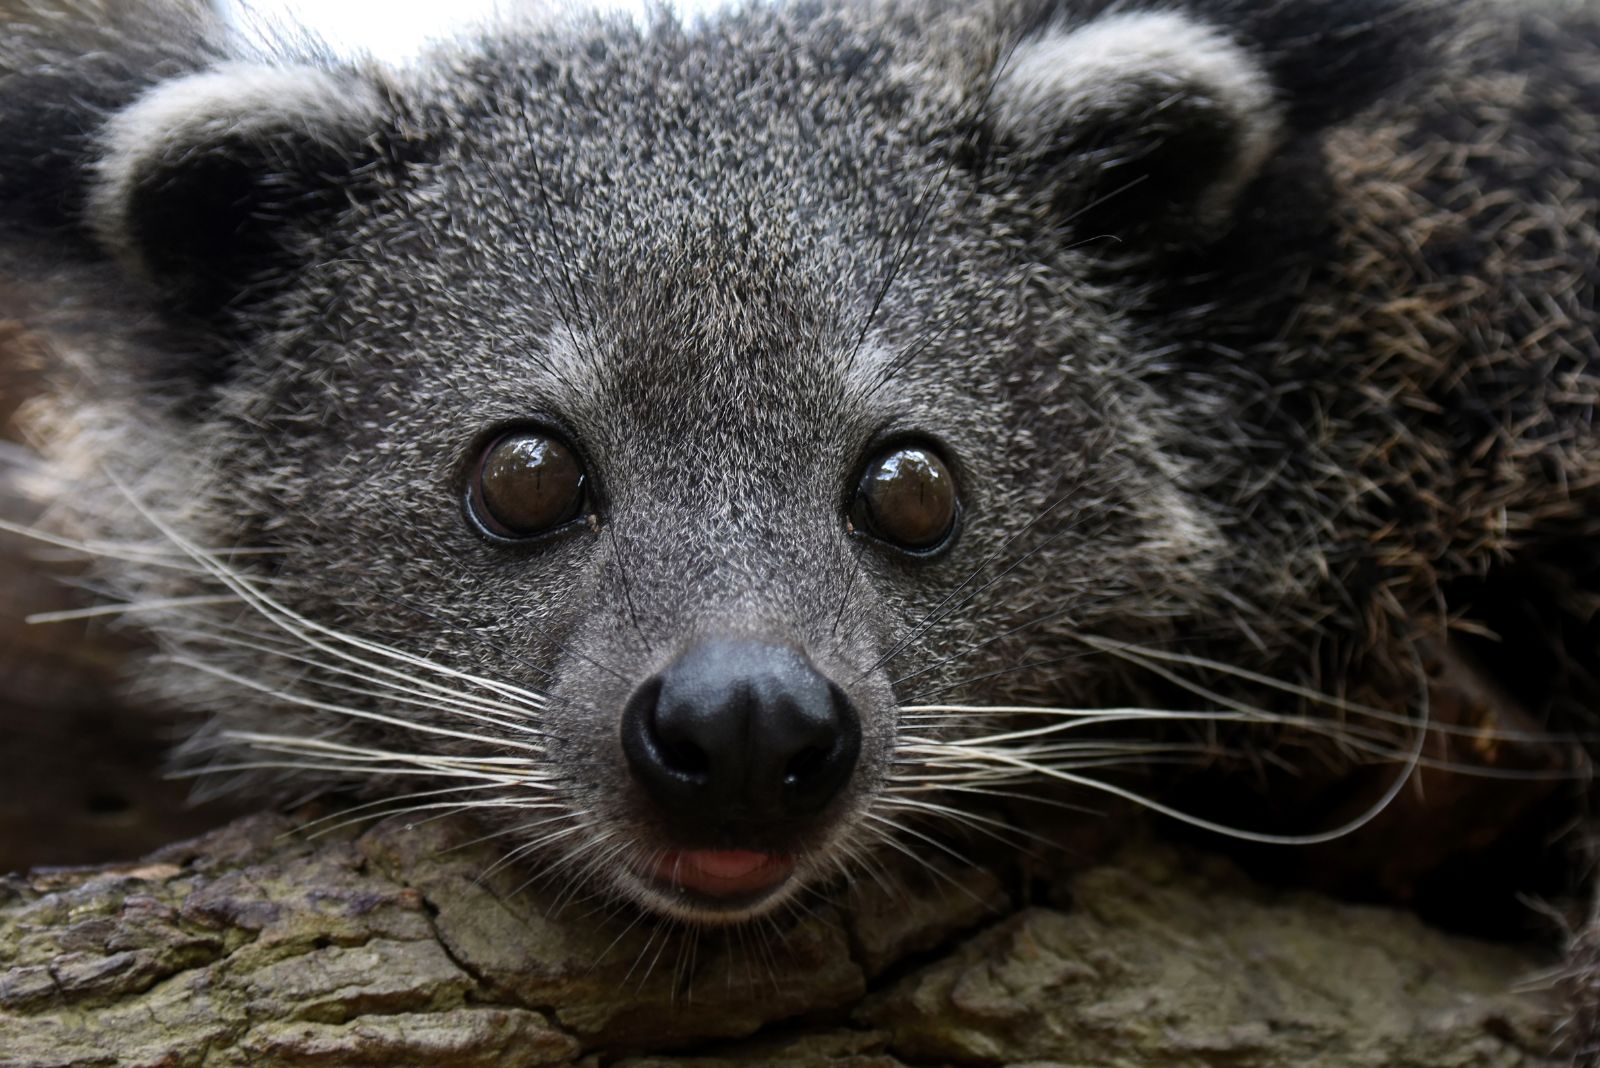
[0,0,1596,1013]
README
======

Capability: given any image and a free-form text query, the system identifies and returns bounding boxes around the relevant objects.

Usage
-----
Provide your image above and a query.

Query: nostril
[780,684,859,812]
[622,677,679,787]
[783,743,831,787]
[623,674,723,794]
[657,731,711,779]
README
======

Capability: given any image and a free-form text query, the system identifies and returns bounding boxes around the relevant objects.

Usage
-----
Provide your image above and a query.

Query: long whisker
[895,697,1427,847]
[107,473,553,711]
[878,794,1054,851]
[887,781,1104,817]
[857,489,1090,682]
[206,732,555,785]
[302,797,564,839]
[163,655,543,753]
[291,780,527,833]
[853,818,982,901]
[1077,633,1595,744]
[440,811,578,856]
[0,516,283,573]
[162,627,550,736]
[161,621,545,720]
[25,594,244,624]
[901,698,1577,781]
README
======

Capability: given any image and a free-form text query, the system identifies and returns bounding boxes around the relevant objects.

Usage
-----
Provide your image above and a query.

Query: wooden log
[0,812,1560,1068]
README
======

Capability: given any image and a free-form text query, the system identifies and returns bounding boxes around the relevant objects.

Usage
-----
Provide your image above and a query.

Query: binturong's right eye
[467,428,588,540]
[849,443,959,555]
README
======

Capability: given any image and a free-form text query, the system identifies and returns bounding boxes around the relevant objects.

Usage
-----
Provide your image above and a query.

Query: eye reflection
[851,444,958,552]
[470,430,586,538]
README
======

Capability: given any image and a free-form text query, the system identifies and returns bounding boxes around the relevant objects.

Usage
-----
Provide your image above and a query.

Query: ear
[987,10,1283,251]
[87,63,407,317]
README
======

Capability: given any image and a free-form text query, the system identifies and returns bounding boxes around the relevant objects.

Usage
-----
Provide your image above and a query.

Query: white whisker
[878,794,1051,849]
[1077,633,1590,744]
[900,699,1578,780]
[888,781,1104,817]
[0,516,282,574]
[164,654,544,754]
[863,811,978,868]
[293,780,523,832]
[899,744,1421,846]
[304,798,564,838]
[441,811,577,855]
[162,623,548,728]
[25,594,244,624]
[107,475,552,712]
[212,730,558,785]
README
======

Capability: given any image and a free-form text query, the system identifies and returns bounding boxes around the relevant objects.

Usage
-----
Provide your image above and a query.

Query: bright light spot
[224,0,740,63]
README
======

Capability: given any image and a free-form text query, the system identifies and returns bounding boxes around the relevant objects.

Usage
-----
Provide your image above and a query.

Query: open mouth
[640,849,797,912]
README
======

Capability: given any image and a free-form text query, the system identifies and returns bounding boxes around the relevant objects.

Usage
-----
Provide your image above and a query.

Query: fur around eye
[469,429,587,539]
[850,445,958,553]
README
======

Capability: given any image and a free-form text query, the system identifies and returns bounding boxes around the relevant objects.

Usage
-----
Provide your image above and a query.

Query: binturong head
[0,0,1446,921]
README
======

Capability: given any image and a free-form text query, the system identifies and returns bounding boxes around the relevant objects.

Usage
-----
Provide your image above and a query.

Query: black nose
[621,638,861,834]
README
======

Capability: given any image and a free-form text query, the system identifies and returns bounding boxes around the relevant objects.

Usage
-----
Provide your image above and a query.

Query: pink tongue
[656,850,794,898]
[690,850,768,879]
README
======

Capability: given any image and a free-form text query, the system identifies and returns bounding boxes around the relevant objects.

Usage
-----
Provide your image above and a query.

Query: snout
[620,637,861,909]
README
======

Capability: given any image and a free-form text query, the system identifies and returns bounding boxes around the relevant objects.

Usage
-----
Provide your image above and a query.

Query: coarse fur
[1,0,1598,1051]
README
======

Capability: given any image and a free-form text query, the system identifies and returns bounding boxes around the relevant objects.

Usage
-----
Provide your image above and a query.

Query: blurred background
[223,0,733,62]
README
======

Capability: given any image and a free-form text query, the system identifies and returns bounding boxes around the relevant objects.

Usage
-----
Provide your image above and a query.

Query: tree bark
[0,810,1560,1068]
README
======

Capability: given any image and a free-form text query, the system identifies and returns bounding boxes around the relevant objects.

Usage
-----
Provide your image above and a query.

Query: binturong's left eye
[467,428,588,540]
[849,444,959,554]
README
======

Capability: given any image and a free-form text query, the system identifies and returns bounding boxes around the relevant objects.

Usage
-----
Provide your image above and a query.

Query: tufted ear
[87,63,407,318]
[986,10,1284,252]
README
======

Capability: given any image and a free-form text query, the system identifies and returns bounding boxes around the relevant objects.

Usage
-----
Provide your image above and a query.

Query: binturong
[1,0,1598,956]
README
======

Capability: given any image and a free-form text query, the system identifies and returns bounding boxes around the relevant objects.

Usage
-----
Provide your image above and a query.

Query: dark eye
[850,444,958,553]
[468,429,587,539]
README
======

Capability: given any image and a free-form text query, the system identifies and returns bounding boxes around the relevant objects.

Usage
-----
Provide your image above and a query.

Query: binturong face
[2,0,1441,921]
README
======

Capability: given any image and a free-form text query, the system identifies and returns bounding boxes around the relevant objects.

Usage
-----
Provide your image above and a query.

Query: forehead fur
[395,8,954,317]
[255,7,1036,493]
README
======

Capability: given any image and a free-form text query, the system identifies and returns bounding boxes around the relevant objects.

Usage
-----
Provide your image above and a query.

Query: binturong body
[1,0,1599,1025]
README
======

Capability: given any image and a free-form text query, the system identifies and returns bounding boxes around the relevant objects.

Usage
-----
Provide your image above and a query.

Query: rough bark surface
[0,812,1559,1068]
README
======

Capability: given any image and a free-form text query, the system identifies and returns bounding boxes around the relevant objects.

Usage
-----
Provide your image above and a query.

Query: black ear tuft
[0,1,225,257]
[87,64,407,319]
[1187,0,1456,131]
[987,10,1283,252]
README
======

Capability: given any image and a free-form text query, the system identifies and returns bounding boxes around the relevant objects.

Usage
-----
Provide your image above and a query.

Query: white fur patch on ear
[89,64,385,270]
[995,10,1283,222]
